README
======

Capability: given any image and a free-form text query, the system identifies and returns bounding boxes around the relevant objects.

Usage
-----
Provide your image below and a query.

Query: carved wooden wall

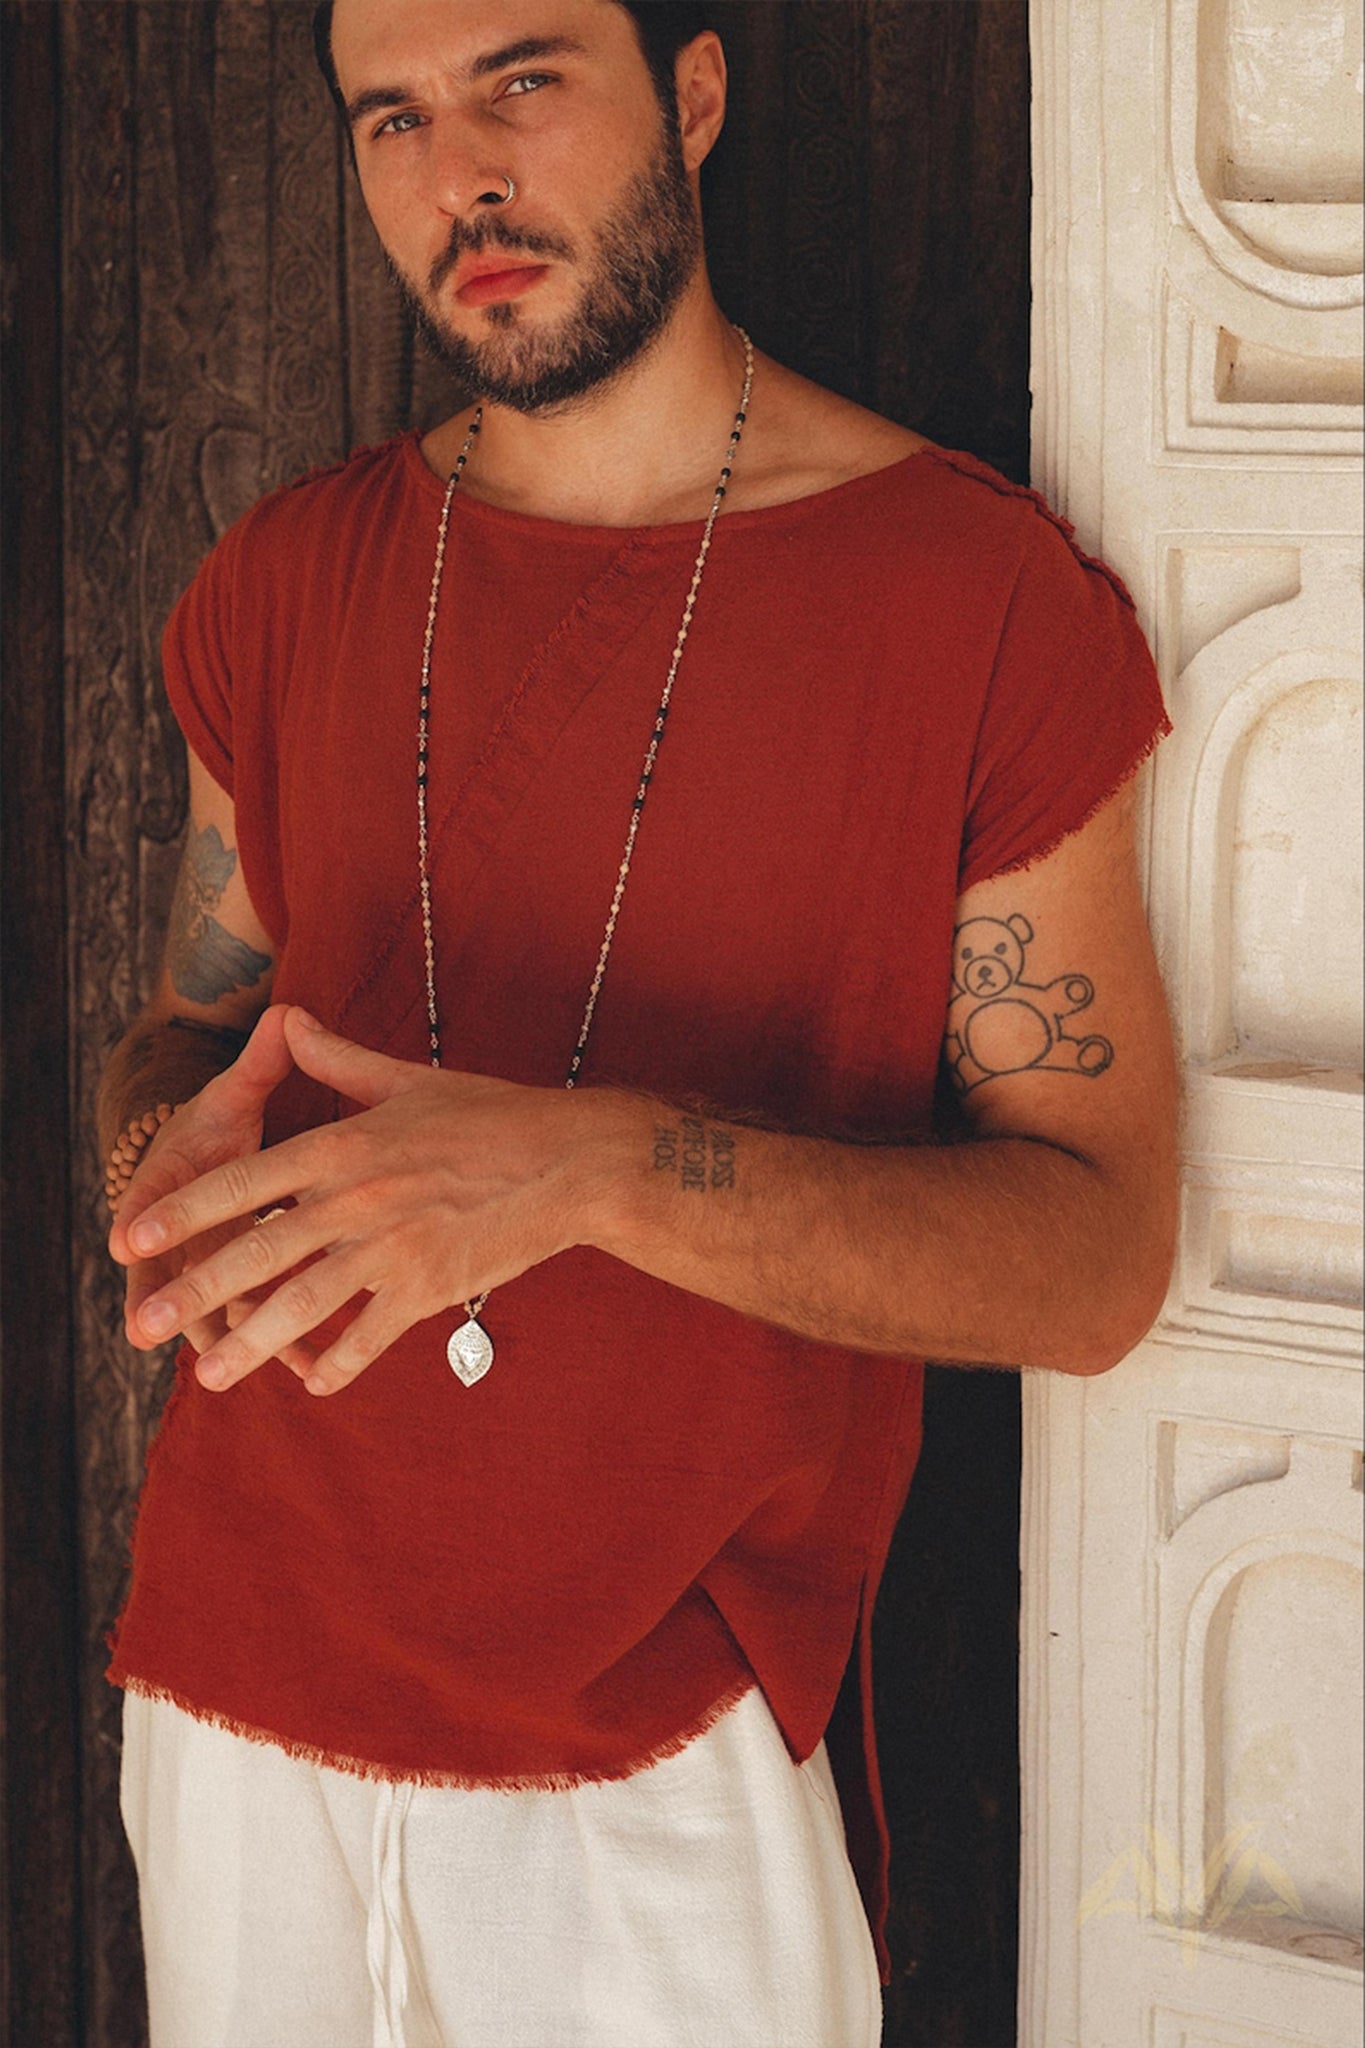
[3,3,1030,2041]
[1023,0,1362,2042]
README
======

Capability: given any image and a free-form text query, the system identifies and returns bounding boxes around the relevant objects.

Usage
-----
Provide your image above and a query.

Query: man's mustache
[430,219,576,294]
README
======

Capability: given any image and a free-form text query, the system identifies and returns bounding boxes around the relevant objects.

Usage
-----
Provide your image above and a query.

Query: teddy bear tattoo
[945,913,1114,1094]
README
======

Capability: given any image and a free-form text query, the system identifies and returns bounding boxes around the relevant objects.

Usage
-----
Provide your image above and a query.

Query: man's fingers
[110,1008,294,1264]
[190,1249,370,1391]
[301,1294,412,1399]
[132,1203,319,1343]
[283,1008,414,1110]
[223,1296,318,1379]
[124,1253,183,1349]
[126,1265,229,1359]
[125,1253,173,1324]
[209,1003,294,1111]
[108,1138,197,1262]
[183,1311,233,1357]
[121,1149,297,1264]
[110,1119,256,1260]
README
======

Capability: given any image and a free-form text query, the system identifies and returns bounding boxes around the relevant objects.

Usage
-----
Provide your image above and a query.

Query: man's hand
[114,778,1178,1393]
[113,1008,606,1398]
[110,1005,318,1376]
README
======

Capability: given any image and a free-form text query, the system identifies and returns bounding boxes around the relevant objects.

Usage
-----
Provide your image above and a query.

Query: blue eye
[375,109,423,137]
[502,72,555,98]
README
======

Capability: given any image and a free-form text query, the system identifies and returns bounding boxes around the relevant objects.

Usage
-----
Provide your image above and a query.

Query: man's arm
[593,779,1178,1373]
[98,751,275,1159]
[110,780,1177,1393]
[99,749,299,1360]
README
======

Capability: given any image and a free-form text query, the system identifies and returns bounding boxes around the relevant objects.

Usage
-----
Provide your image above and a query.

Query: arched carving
[1153,550,1362,1072]
[1168,0,1363,311]
[1150,550,1363,1345]
[1155,1435,1363,1956]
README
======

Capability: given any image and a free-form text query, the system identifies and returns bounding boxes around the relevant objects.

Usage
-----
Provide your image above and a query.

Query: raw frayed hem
[971,713,1172,886]
[112,1670,757,1793]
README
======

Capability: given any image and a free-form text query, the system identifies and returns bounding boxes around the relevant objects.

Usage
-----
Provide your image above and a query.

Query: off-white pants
[121,1686,882,2048]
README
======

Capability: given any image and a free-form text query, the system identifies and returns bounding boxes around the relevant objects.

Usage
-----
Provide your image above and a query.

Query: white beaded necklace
[417,330,755,1385]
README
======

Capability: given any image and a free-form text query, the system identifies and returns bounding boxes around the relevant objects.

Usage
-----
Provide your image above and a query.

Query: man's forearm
[106,1011,1177,1396]
[96,1014,247,1163]
[586,1096,1176,1377]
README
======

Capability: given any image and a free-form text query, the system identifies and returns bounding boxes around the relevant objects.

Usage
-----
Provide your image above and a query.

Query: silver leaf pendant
[447,1316,494,1387]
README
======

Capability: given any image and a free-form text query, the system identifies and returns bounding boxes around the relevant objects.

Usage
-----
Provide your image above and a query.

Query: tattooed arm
[97,751,274,1160]
[595,778,1179,1373]
[114,781,1177,1393]
[98,750,311,1363]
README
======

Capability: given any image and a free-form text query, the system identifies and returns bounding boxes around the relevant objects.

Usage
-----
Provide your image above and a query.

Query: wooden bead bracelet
[104,1104,177,1215]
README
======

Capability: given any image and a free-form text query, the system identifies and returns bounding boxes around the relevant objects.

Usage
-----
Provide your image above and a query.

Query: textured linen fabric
[108,435,1168,1972]
[121,1685,883,2048]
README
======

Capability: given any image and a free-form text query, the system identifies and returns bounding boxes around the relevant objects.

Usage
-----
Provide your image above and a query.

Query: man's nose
[427,115,517,220]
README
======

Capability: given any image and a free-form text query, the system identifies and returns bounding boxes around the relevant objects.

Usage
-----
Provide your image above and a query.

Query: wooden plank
[0,1,81,2039]
[262,0,347,485]
[63,0,161,2036]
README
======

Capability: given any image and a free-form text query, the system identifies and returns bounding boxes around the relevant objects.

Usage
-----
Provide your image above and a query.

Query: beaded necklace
[417,330,755,1385]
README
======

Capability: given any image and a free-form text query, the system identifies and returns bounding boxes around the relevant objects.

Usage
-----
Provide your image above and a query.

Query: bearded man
[98,3,1177,2043]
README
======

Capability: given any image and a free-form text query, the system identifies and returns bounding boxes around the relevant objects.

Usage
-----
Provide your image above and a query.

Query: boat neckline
[397,427,948,543]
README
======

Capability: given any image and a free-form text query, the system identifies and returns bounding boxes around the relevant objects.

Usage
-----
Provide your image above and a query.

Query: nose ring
[479,175,516,206]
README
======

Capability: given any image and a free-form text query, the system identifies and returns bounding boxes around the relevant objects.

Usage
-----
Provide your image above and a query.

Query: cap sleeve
[160,522,241,798]
[959,499,1169,891]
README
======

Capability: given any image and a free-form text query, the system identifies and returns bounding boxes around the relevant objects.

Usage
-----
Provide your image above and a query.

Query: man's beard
[386,118,701,415]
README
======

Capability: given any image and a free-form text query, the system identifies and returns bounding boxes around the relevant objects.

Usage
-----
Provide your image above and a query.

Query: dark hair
[616,4,715,110]
[312,3,715,136]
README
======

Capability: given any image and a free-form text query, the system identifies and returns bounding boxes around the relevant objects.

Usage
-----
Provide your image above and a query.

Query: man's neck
[422,285,750,529]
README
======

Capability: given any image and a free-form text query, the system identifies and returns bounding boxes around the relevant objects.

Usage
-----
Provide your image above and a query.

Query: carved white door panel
[1023,3,1363,2044]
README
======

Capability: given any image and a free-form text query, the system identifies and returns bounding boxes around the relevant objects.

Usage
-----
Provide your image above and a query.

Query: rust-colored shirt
[108,435,1167,1971]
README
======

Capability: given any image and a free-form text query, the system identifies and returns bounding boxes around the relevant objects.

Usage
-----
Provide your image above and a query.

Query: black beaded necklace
[415,330,756,1385]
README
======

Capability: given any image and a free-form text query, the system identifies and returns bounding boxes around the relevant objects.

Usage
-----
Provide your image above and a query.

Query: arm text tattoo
[166,825,271,1006]
[653,1118,738,1192]
[945,913,1114,1095]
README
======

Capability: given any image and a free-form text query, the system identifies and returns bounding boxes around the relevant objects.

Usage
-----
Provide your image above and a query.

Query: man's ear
[675,31,727,174]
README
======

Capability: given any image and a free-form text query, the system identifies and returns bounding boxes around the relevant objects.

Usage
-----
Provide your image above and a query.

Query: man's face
[331,0,703,412]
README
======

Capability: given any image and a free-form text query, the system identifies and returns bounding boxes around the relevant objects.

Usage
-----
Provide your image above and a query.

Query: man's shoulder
[734,364,927,512]
[214,435,418,561]
[739,363,1033,539]
[761,368,1139,600]
[275,433,416,515]
[170,436,427,643]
